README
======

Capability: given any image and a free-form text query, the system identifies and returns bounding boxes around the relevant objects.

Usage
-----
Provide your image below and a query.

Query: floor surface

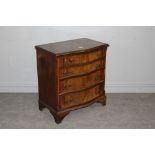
[0,93,155,129]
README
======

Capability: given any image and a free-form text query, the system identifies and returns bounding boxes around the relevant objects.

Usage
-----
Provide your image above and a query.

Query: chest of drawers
[35,38,109,123]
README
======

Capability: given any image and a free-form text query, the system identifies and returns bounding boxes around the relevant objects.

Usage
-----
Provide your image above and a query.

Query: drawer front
[58,49,105,68]
[59,59,105,79]
[59,84,104,109]
[59,70,104,94]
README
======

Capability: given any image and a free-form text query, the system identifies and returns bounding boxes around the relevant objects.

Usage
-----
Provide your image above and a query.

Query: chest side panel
[36,48,58,110]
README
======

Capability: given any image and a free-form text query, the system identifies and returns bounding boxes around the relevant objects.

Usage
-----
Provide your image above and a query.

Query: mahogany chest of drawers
[35,38,109,123]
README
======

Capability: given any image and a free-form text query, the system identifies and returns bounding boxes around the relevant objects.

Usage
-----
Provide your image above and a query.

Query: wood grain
[35,38,109,123]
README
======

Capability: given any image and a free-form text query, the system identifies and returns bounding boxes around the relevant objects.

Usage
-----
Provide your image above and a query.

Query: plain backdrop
[0,26,155,92]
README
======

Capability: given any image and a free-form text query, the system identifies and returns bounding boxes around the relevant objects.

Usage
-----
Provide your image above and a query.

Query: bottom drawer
[59,84,104,109]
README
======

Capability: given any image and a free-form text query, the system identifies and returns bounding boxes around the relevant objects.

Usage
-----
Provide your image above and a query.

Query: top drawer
[58,49,105,68]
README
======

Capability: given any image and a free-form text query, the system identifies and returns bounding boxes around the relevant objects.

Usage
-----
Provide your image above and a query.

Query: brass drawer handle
[94,76,100,81]
[68,58,73,63]
[65,97,73,104]
[96,63,102,69]
[63,83,71,90]
[95,88,100,94]
[68,98,73,103]
[63,72,73,76]
[64,57,74,66]
[95,85,103,94]
[67,58,74,66]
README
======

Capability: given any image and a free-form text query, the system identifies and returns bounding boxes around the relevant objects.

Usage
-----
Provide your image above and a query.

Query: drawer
[59,59,105,79]
[59,70,104,94]
[59,84,104,109]
[58,49,105,68]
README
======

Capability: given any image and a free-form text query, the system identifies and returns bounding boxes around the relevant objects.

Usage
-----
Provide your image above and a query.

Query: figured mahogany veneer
[59,70,104,94]
[60,84,104,109]
[35,38,109,123]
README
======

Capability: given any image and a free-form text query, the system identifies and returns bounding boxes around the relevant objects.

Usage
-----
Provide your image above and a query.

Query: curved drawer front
[58,49,105,68]
[59,59,105,79]
[59,70,104,94]
[59,84,104,109]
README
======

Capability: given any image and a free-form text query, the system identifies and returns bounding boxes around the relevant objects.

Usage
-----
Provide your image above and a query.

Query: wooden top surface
[35,38,109,55]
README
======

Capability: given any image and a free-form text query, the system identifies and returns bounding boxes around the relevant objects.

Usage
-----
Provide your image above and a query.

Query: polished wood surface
[35,38,109,123]
[58,48,105,67]
[60,83,104,109]
[59,70,104,94]
[36,38,109,55]
[59,59,105,79]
